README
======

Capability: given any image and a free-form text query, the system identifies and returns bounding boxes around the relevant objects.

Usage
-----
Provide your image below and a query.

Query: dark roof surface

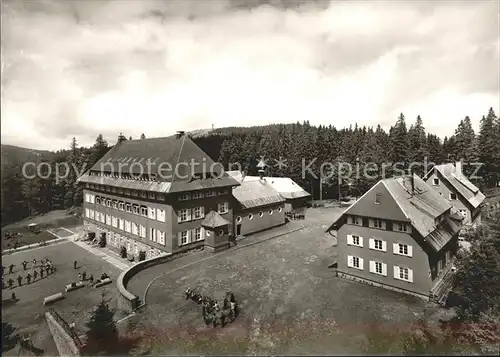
[201,211,230,228]
[327,175,462,252]
[424,163,485,208]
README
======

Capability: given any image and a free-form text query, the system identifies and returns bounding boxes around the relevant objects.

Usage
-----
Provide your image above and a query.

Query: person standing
[9,264,15,274]
[73,260,77,269]
[32,258,36,267]
[8,278,14,288]
[26,273,32,284]
[33,270,38,281]
[17,275,22,287]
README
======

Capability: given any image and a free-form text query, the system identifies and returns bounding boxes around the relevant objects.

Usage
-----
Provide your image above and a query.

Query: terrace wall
[117,253,172,313]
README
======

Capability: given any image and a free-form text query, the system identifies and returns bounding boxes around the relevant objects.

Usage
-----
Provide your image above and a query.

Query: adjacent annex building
[227,171,311,212]
[77,132,240,259]
[232,178,286,236]
[326,174,464,303]
[423,161,485,227]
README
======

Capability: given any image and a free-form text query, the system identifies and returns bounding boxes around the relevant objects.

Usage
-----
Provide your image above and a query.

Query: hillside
[1,144,55,174]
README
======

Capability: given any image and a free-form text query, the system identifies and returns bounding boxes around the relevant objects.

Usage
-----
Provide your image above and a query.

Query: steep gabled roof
[201,211,230,228]
[424,163,485,208]
[78,134,239,193]
[326,175,462,251]
[244,176,310,199]
[232,179,285,209]
[383,175,453,238]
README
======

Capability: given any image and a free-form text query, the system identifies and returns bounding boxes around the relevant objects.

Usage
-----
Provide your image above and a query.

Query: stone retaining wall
[117,253,172,312]
[45,312,81,357]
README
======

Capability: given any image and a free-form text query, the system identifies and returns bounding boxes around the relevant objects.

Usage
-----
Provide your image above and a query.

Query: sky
[1,0,499,151]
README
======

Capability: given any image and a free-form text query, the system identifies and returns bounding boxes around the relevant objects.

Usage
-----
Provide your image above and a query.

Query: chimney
[455,161,462,177]
[407,168,415,194]
[117,133,127,143]
[258,169,265,180]
[176,131,185,139]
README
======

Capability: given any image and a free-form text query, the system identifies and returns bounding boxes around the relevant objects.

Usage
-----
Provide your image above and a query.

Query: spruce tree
[408,115,428,176]
[389,113,410,171]
[85,291,119,355]
[453,116,478,165]
[478,108,497,186]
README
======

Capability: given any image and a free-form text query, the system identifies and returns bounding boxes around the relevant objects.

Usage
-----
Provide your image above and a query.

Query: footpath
[48,226,133,271]
[126,221,307,303]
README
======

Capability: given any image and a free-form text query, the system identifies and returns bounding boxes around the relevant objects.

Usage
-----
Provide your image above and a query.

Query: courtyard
[2,241,121,356]
[123,207,449,355]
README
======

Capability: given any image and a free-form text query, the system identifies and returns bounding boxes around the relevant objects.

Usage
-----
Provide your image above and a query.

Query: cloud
[1,0,498,150]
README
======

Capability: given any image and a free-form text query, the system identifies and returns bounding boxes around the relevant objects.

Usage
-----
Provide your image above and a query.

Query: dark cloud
[1,0,498,150]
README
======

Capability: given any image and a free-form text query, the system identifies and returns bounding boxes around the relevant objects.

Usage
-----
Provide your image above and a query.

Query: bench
[65,282,85,292]
[94,278,112,288]
[43,292,64,306]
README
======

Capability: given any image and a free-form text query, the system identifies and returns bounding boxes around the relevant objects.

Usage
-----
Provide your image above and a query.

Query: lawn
[122,207,449,355]
[1,210,82,251]
[2,241,121,356]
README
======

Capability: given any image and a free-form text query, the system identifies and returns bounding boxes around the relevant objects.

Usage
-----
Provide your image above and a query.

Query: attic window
[449,193,457,200]
[433,178,440,186]
[374,193,381,204]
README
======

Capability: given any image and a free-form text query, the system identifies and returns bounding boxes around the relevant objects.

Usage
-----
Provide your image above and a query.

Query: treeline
[1,108,499,226]
[1,135,110,226]
[197,107,500,196]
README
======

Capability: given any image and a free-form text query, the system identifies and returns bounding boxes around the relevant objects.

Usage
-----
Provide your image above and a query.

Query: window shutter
[347,235,353,245]
[393,266,399,279]
[177,211,182,223]
[201,206,205,218]
[359,237,364,247]
[177,232,182,246]
[187,230,192,244]
[187,208,192,221]
[369,260,375,273]
[408,268,414,282]
[369,238,375,249]
[382,240,387,252]
[393,243,399,254]
[407,245,413,257]
[359,258,364,270]
[382,263,388,276]
[347,255,353,267]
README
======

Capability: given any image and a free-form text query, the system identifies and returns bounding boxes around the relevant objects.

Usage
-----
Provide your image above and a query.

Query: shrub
[138,251,146,261]
[120,246,127,258]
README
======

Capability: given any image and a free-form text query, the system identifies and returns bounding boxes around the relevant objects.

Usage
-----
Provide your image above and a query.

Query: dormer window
[349,215,361,225]
[433,178,440,186]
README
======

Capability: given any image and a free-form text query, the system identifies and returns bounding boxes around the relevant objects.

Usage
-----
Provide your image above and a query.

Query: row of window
[178,202,229,223]
[178,190,228,201]
[85,194,167,222]
[347,215,410,233]
[177,227,221,246]
[85,183,228,203]
[234,207,282,223]
[347,235,413,257]
[84,184,167,200]
[85,208,166,245]
[347,255,414,282]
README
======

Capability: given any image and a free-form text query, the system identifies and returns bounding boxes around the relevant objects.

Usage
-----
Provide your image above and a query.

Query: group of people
[2,258,56,290]
[185,287,239,328]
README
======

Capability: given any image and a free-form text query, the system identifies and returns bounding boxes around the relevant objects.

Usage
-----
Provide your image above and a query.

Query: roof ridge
[171,135,187,187]
[381,180,410,220]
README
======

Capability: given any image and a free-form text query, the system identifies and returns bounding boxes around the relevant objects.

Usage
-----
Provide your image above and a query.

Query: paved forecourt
[2,241,121,356]
[125,207,445,355]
